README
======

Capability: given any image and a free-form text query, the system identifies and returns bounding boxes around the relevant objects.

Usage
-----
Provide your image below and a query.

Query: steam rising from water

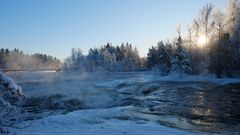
[7,72,240,133]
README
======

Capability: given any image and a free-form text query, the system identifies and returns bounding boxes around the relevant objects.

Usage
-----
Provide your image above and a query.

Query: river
[7,71,240,134]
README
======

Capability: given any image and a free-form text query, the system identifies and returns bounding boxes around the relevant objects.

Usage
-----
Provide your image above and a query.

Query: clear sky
[0,0,227,61]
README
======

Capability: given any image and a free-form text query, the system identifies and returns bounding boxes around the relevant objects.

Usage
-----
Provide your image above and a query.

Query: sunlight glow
[198,35,207,47]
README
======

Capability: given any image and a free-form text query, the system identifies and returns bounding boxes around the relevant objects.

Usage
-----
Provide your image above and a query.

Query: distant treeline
[64,0,240,78]
[64,43,146,72]
[0,48,61,70]
[63,39,191,78]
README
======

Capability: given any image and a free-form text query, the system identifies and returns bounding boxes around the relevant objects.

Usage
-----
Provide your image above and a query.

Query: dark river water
[8,72,240,134]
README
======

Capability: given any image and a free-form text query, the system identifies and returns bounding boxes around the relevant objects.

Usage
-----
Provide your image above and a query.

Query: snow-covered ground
[15,107,212,135]
[153,73,240,85]
[6,72,240,135]
[94,72,240,88]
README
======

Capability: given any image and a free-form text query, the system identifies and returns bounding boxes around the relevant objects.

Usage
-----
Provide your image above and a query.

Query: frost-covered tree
[0,71,26,133]
[64,43,143,72]
[172,36,192,78]
[200,3,215,43]
[63,48,83,71]
[157,41,172,75]
[208,1,240,77]
[147,41,172,75]
[183,4,214,75]
[0,49,6,69]
[186,25,194,53]
[63,57,73,70]
[226,0,240,41]
[121,44,141,71]
[147,46,158,69]
[0,48,61,70]
[188,18,202,74]
[101,48,116,71]
[213,9,226,39]
[72,48,87,72]
[209,33,228,77]
[225,0,240,76]
[86,48,102,71]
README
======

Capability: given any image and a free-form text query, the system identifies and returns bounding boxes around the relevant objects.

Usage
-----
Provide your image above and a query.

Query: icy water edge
[7,72,240,134]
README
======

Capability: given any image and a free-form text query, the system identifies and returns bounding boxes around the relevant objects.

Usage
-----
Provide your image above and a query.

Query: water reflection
[129,82,240,133]
[161,82,240,132]
[9,72,240,133]
[190,91,214,126]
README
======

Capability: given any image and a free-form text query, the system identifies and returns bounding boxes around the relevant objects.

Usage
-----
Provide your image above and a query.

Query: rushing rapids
[7,71,240,133]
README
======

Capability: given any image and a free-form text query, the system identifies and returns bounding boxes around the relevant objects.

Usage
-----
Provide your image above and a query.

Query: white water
[7,72,240,134]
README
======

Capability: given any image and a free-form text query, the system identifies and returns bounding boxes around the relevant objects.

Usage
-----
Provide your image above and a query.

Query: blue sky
[0,0,227,61]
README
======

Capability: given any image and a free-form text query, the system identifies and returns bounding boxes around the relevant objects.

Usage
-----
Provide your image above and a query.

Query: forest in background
[0,48,61,70]
[64,0,240,78]
[0,0,240,78]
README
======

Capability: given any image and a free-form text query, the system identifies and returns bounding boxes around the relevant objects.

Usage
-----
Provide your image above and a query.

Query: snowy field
[6,71,240,135]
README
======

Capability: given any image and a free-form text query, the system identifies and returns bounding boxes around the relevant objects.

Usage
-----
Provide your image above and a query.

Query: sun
[198,35,207,47]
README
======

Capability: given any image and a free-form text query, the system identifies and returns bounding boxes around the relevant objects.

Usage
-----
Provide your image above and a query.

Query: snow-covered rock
[0,71,24,98]
[0,71,26,133]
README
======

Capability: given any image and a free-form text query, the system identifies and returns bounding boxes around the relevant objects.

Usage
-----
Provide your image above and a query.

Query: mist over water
[6,71,240,133]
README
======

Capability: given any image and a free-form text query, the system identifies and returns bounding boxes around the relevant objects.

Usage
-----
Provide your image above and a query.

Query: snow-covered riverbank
[15,107,214,135]
[7,72,240,135]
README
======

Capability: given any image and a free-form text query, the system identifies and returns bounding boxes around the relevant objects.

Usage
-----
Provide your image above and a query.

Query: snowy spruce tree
[172,36,192,78]
[157,41,172,75]
[147,46,158,70]
[147,41,172,75]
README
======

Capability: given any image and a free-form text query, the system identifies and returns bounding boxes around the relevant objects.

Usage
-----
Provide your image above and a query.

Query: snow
[6,71,240,135]
[0,71,24,97]
[94,79,135,88]
[94,72,240,89]
[143,72,240,85]
[15,107,206,135]
[0,72,27,134]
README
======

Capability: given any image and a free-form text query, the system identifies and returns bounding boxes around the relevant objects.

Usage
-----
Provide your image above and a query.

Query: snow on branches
[0,71,26,134]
